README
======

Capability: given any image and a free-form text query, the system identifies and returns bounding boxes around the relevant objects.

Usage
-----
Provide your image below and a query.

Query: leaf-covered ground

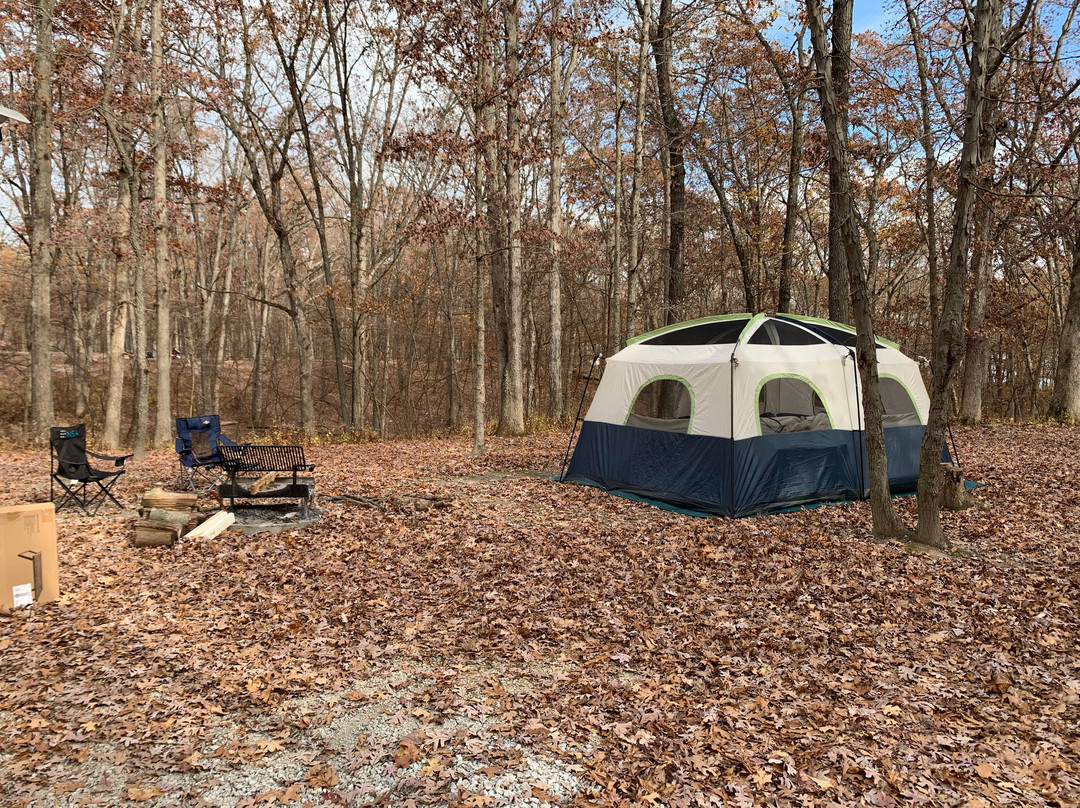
[1,424,1078,807]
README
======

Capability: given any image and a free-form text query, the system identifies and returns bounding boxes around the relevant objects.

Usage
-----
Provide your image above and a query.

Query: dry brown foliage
[1,424,1078,806]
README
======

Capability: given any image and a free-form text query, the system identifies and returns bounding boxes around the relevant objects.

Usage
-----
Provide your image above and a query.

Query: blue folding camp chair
[175,415,242,492]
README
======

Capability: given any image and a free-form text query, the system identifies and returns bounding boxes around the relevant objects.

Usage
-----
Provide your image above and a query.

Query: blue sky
[853,0,890,33]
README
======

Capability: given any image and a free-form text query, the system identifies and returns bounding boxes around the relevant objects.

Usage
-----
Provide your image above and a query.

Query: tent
[561,313,934,517]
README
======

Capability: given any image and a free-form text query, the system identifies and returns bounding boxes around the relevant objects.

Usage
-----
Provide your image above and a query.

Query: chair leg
[51,476,92,516]
[94,477,125,514]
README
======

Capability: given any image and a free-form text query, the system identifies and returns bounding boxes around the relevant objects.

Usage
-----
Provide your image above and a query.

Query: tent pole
[729,338,740,517]
[558,354,602,481]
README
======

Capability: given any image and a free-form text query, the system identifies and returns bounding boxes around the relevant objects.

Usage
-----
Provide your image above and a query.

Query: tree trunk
[151,0,172,446]
[626,0,652,341]
[1051,238,1080,419]
[903,0,940,336]
[652,0,686,329]
[28,0,56,437]
[129,168,149,460]
[702,160,755,311]
[778,89,805,314]
[959,200,994,422]
[547,0,574,418]
[808,0,906,539]
[826,0,852,325]
[959,44,1003,423]
[916,0,998,550]
[500,0,526,436]
[653,0,687,419]
[102,184,131,450]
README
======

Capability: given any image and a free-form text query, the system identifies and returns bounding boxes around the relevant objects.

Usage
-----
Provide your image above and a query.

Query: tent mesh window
[749,320,824,345]
[879,378,922,427]
[641,319,749,345]
[627,379,692,433]
[790,320,895,349]
[758,378,832,435]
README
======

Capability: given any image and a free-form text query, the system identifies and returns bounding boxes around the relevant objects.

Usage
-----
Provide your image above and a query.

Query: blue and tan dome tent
[561,313,931,517]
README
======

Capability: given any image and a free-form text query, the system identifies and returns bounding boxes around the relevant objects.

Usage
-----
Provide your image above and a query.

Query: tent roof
[625,313,903,352]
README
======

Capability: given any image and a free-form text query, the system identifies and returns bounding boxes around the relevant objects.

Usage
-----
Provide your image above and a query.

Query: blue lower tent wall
[563,420,931,517]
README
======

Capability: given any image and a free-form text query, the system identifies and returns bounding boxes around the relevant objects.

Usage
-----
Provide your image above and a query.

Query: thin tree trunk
[501,0,526,435]
[903,0,940,335]
[612,57,623,351]
[103,182,131,450]
[959,200,994,422]
[151,0,172,445]
[960,38,1004,423]
[653,0,687,419]
[548,0,574,418]
[212,256,234,414]
[626,0,652,340]
[28,0,56,436]
[826,0,852,324]
[702,160,755,311]
[652,0,686,328]
[778,90,805,314]
[130,167,150,459]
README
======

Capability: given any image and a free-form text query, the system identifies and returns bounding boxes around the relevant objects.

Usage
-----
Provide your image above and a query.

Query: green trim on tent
[879,373,924,425]
[625,375,696,431]
[736,313,768,345]
[625,313,750,346]
[753,373,835,436]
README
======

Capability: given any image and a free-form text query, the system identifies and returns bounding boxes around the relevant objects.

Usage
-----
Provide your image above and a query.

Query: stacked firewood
[133,488,235,547]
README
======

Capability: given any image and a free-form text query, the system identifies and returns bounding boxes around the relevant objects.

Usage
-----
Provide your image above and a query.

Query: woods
[1,0,1079,448]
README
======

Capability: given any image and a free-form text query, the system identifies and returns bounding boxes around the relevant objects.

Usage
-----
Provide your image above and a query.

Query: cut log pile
[133,488,236,547]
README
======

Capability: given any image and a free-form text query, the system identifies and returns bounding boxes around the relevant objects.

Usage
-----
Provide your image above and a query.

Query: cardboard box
[0,503,58,610]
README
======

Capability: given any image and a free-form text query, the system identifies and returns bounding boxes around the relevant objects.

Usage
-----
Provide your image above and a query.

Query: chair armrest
[87,450,132,467]
[218,435,248,447]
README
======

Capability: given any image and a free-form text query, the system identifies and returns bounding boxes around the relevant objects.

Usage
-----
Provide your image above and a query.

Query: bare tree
[808,0,906,539]
[28,0,55,437]
[151,0,173,446]
[915,0,1005,549]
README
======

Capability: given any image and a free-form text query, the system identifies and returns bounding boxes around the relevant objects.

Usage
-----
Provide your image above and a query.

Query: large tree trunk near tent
[808,0,906,540]
[916,0,998,550]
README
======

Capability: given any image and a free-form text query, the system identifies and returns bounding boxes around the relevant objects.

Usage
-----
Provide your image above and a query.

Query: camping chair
[49,424,131,515]
[175,415,241,492]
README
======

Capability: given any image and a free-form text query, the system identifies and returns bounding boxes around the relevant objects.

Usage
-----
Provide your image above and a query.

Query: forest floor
[1,424,1078,808]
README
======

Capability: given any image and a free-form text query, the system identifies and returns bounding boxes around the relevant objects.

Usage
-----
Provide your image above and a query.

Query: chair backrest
[50,424,89,479]
[176,415,223,463]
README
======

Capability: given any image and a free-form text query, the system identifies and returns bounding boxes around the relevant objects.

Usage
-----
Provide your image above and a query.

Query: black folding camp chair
[175,414,242,492]
[49,424,131,515]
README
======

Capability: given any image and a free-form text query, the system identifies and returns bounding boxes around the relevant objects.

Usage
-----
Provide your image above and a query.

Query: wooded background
[1,0,1078,452]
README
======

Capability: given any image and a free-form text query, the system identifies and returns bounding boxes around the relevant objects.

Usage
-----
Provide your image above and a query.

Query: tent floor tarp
[556,471,977,518]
